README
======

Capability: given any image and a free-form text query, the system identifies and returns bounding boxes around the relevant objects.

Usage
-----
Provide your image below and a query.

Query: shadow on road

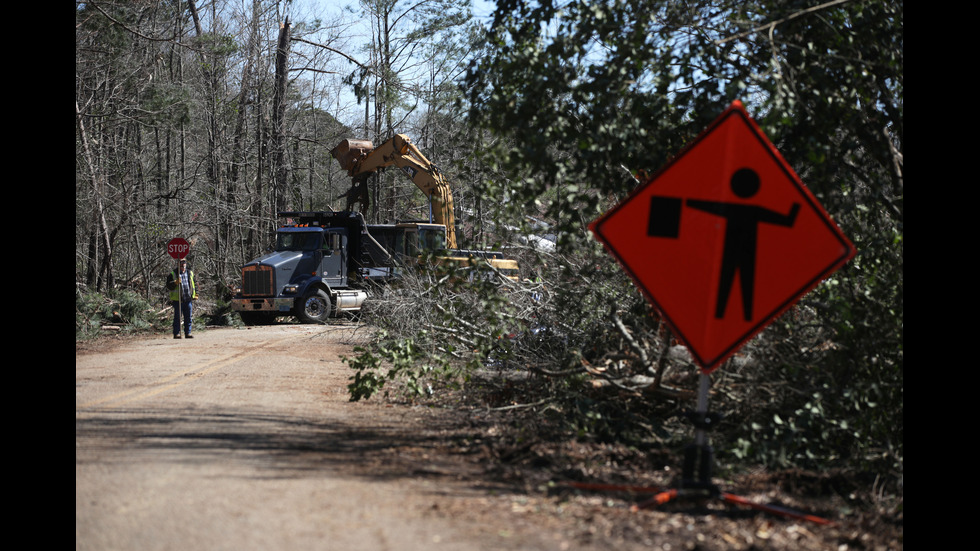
[76,405,510,495]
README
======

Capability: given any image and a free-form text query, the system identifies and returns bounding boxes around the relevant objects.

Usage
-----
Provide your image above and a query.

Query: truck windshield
[275,231,321,252]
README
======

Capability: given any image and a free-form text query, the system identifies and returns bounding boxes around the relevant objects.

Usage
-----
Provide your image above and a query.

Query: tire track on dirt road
[75,332,308,418]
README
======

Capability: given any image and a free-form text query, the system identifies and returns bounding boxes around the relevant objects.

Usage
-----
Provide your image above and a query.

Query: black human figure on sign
[685,168,800,321]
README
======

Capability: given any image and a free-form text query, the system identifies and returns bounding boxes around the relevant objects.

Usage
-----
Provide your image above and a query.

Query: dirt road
[77,323,900,551]
[76,324,560,551]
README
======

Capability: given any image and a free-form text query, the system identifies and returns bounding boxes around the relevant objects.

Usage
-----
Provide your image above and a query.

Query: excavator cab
[395,223,447,259]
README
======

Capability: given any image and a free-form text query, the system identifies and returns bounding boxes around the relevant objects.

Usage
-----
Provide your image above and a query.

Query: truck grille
[242,265,274,297]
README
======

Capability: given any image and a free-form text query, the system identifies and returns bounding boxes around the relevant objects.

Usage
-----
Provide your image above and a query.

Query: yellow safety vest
[169,270,197,302]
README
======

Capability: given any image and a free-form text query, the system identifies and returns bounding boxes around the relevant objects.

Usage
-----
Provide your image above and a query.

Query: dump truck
[230,211,366,325]
[230,209,518,324]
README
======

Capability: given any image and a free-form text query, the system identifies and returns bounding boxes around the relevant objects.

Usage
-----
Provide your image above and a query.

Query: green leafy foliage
[75,288,160,339]
[345,261,525,402]
[345,330,431,401]
[460,0,902,483]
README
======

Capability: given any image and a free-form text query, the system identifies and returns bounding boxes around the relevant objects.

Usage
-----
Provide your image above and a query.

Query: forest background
[76,0,902,497]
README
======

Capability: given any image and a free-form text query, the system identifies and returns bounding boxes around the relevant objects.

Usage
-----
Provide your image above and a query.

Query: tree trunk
[76,100,113,291]
[272,18,292,215]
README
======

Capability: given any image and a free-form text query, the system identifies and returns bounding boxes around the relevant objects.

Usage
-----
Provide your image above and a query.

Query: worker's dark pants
[172,300,193,336]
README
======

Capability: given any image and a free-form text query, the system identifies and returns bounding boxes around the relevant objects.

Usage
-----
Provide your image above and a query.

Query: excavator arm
[331,134,457,249]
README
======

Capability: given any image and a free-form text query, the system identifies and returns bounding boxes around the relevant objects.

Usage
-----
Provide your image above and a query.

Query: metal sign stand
[567,372,834,525]
[631,373,725,509]
[637,373,834,524]
[678,373,721,498]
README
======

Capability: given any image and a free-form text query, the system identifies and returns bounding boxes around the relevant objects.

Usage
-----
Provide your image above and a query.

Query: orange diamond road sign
[589,101,856,373]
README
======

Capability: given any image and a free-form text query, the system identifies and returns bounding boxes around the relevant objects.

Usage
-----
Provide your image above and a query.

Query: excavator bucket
[331,139,375,173]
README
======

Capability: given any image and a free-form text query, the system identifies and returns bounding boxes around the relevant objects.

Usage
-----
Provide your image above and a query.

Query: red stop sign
[167,238,190,259]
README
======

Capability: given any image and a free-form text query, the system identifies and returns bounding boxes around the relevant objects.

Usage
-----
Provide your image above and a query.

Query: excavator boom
[331,134,457,249]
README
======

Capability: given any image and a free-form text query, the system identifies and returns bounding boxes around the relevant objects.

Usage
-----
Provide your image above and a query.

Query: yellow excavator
[331,134,518,280]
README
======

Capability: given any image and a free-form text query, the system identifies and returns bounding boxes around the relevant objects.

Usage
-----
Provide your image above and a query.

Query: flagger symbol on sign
[648,168,801,322]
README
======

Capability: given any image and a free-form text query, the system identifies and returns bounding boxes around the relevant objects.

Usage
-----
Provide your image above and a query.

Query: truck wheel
[297,288,331,323]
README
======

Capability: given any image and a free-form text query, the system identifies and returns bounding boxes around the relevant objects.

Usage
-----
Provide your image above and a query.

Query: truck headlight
[283,284,299,294]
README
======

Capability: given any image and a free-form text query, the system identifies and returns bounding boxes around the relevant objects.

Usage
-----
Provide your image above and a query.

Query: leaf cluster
[75,287,160,339]
[344,259,531,402]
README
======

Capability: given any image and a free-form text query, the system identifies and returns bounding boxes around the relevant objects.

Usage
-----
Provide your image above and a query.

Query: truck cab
[232,224,367,325]
[271,226,348,286]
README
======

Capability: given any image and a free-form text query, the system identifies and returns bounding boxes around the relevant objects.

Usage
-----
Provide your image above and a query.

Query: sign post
[167,238,190,337]
[584,101,852,523]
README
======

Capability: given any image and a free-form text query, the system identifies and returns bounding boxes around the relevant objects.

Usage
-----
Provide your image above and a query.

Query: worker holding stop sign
[165,238,196,339]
